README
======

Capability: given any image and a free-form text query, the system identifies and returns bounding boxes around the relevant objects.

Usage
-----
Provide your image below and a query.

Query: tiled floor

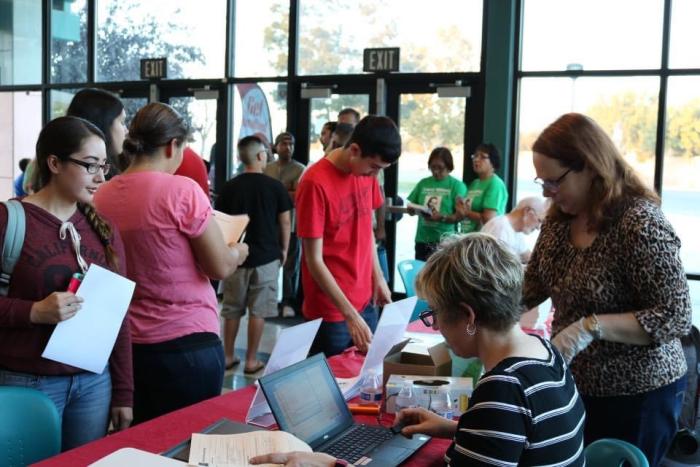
[220,314,303,392]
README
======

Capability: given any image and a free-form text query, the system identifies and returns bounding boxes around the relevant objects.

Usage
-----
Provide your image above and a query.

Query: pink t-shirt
[94,171,218,344]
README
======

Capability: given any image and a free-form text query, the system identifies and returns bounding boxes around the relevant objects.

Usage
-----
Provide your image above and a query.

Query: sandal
[243,361,265,374]
[225,358,241,370]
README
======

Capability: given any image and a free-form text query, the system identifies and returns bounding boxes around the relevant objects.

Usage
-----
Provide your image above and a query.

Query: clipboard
[213,211,249,244]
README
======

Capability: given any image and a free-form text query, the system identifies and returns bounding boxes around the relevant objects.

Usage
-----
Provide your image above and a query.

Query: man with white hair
[482,197,548,263]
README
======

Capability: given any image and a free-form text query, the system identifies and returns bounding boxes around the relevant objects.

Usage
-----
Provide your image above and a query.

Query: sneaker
[282,305,295,318]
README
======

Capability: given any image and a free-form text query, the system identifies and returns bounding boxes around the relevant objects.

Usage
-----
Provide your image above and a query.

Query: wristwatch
[584,314,602,340]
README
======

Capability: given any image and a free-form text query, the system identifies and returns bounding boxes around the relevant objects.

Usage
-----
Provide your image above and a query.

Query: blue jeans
[132,333,225,424]
[582,374,687,467]
[377,243,390,282]
[310,303,379,357]
[0,368,111,451]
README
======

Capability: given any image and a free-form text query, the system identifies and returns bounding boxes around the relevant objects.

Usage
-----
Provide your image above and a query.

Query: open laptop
[259,353,430,466]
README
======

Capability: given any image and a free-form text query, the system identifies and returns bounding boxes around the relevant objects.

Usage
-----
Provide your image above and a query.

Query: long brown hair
[122,102,190,158]
[532,113,659,230]
[35,116,119,271]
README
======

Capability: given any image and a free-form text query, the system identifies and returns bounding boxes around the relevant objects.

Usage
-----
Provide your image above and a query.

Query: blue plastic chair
[0,387,61,465]
[584,438,649,467]
[397,260,428,321]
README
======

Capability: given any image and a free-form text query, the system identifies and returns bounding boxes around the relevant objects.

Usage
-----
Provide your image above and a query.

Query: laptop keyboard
[321,424,395,463]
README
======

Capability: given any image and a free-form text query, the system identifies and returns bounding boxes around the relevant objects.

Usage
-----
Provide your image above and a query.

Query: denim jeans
[0,368,112,451]
[132,333,225,424]
[310,303,379,357]
[582,374,687,467]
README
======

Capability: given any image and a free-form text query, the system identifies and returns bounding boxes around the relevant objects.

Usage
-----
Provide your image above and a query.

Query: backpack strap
[0,200,26,289]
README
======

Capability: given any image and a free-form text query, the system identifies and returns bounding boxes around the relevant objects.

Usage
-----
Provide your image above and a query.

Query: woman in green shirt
[407,147,467,260]
[457,143,509,233]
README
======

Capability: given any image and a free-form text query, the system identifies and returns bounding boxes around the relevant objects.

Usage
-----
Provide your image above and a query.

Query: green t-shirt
[460,174,508,233]
[407,175,467,243]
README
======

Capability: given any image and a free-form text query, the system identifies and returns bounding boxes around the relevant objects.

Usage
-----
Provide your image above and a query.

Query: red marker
[67,273,84,293]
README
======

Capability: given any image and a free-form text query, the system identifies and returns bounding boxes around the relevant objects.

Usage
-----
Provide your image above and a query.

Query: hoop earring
[466,323,477,336]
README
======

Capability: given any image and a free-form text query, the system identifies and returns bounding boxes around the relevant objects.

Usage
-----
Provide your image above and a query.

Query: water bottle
[430,388,453,419]
[394,380,417,412]
[359,369,383,403]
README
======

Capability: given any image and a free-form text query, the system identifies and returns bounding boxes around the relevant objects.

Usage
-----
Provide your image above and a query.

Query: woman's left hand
[110,406,133,431]
[249,451,336,466]
[551,317,595,363]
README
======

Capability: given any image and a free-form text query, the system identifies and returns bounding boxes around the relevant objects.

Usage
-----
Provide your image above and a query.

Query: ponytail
[77,203,119,272]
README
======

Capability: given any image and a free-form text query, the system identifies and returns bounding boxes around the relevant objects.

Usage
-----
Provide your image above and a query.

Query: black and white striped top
[445,336,586,466]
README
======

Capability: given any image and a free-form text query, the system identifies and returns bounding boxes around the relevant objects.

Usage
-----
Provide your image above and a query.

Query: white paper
[188,432,311,467]
[338,296,416,399]
[246,318,322,426]
[42,264,135,373]
[89,448,185,466]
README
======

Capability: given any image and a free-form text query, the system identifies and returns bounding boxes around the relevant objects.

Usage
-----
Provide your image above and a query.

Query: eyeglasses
[470,153,490,161]
[67,158,111,175]
[534,168,571,193]
[418,308,436,327]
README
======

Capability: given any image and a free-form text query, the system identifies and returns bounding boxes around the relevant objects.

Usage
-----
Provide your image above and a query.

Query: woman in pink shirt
[95,103,248,423]
[0,116,133,450]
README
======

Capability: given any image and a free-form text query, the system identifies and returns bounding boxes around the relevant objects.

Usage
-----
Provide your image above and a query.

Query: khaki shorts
[221,259,280,319]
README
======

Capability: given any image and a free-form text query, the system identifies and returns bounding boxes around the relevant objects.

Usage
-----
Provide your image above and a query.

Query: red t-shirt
[0,201,133,407]
[175,147,210,196]
[296,158,383,322]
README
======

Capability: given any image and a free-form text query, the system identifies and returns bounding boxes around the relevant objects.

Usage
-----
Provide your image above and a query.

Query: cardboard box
[382,338,452,387]
[384,374,474,416]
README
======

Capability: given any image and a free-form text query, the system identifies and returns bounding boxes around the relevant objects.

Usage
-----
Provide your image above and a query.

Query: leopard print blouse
[523,197,691,397]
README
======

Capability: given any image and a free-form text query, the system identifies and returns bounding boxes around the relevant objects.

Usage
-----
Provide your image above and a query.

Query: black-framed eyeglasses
[419,308,436,327]
[533,168,571,192]
[67,158,111,176]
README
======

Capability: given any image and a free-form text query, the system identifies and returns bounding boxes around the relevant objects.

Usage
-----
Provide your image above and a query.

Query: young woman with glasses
[524,112,691,466]
[0,116,133,450]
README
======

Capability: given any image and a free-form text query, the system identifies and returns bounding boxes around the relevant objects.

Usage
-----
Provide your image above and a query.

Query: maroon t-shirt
[0,201,133,407]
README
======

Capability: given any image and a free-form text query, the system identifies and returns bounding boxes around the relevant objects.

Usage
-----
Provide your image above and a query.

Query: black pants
[415,242,439,262]
[132,332,225,424]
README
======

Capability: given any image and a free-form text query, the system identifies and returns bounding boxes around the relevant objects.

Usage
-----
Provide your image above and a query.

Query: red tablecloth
[35,350,450,466]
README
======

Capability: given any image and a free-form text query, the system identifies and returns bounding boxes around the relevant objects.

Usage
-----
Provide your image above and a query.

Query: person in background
[0,116,133,450]
[481,196,548,264]
[337,108,360,126]
[406,147,467,261]
[14,158,30,197]
[94,103,248,424]
[251,234,586,467]
[264,132,305,318]
[524,113,691,466]
[216,135,291,374]
[456,143,508,233]
[66,88,128,177]
[296,116,400,357]
[174,146,209,197]
[319,121,337,153]
[324,122,354,155]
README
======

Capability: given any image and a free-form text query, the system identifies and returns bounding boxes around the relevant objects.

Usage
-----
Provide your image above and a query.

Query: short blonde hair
[415,233,524,332]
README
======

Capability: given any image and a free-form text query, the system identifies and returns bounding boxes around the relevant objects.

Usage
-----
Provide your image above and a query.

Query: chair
[0,387,61,465]
[584,438,649,467]
[397,260,428,321]
[396,259,425,297]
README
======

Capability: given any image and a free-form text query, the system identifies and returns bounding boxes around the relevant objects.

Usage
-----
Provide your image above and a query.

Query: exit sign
[140,58,167,80]
[363,48,400,73]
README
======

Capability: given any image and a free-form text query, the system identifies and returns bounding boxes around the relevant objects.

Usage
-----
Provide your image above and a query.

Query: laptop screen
[259,353,355,448]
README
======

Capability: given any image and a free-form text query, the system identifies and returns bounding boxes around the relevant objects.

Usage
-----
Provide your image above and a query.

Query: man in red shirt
[296,116,401,356]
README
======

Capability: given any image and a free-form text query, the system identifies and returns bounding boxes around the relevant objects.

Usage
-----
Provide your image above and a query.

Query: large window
[51,0,87,83]
[96,0,226,81]
[0,92,42,199]
[297,0,482,75]
[0,0,42,85]
[669,0,700,69]
[235,0,289,77]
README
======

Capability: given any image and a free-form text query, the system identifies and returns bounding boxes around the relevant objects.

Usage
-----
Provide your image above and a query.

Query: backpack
[665,326,700,465]
[0,200,26,296]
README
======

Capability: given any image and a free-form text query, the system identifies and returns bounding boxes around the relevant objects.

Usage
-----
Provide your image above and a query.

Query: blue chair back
[0,387,61,465]
[584,438,649,467]
[397,259,425,297]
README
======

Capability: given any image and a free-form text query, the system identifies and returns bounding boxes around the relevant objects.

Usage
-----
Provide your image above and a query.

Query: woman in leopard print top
[523,113,691,467]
